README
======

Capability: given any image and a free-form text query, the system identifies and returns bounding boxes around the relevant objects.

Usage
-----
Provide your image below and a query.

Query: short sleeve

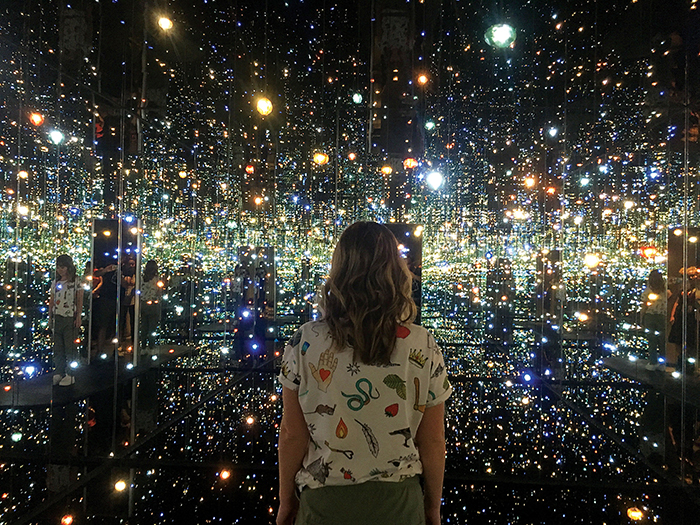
[426,333,452,408]
[278,328,303,391]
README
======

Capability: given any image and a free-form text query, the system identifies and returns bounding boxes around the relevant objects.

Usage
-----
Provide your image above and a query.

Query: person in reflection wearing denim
[277,222,452,525]
[49,254,83,386]
[641,269,670,371]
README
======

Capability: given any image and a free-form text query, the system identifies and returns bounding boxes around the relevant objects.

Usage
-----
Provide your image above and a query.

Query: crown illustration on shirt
[409,349,427,368]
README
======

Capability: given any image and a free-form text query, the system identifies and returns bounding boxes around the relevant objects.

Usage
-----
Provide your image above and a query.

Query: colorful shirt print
[278,321,452,490]
[52,279,79,318]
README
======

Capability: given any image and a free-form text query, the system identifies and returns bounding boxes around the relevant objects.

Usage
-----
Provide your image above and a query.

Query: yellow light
[578,313,589,322]
[313,152,329,165]
[60,515,74,525]
[524,177,536,188]
[245,165,255,174]
[157,281,164,288]
[130,227,138,235]
[627,507,644,521]
[18,170,28,179]
[178,171,187,178]
[158,17,173,31]
[102,230,111,237]
[246,416,255,425]
[690,236,698,243]
[254,196,263,205]
[114,480,127,492]
[220,469,231,480]
[674,228,683,236]
[381,165,393,175]
[648,293,659,301]
[583,254,600,269]
[417,74,429,85]
[403,157,418,169]
[624,200,635,209]
[256,97,273,116]
[29,112,44,126]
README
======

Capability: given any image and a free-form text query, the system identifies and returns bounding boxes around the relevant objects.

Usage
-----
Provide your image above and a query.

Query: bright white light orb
[49,130,64,145]
[352,93,363,104]
[485,24,516,48]
[158,17,173,31]
[426,171,444,190]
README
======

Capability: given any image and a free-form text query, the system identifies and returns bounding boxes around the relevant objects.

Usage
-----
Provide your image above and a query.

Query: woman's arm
[415,402,446,525]
[277,386,310,525]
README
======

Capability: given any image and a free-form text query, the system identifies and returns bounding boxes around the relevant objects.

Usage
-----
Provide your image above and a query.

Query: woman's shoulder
[288,320,330,344]
[396,323,434,342]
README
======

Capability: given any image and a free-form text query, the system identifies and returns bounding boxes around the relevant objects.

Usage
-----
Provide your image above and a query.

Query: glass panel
[2,0,700,522]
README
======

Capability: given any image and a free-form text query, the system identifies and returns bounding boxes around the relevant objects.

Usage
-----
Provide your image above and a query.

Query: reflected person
[49,254,83,386]
[641,269,670,371]
[140,259,163,354]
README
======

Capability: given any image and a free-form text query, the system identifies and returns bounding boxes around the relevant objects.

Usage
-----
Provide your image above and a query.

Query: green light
[425,121,436,131]
[485,24,516,48]
[352,93,363,104]
[11,432,22,442]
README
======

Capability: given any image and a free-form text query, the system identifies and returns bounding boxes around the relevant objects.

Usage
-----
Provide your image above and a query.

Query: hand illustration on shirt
[309,349,337,392]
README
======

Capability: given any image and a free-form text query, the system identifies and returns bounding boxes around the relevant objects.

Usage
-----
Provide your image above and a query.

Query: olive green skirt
[296,476,425,525]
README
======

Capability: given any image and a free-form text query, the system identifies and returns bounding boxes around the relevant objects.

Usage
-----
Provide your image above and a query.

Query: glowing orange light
[546,187,556,195]
[158,17,173,31]
[60,515,75,525]
[246,416,255,425]
[220,469,231,480]
[254,196,263,205]
[417,74,429,85]
[524,177,536,188]
[381,165,393,175]
[3,385,11,392]
[245,165,255,174]
[178,171,187,178]
[641,247,657,259]
[348,152,357,161]
[627,507,644,521]
[403,158,418,169]
[256,97,273,116]
[114,480,127,492]
[313,152,329,165]
[29,112,44,126]
[169,348,175,354]
[18,171,28,179]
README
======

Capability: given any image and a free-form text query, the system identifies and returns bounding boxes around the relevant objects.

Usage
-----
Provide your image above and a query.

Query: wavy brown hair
[319,221,417,365]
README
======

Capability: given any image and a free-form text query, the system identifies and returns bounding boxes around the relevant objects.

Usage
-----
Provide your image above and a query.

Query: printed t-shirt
[141,277,161,303]
[642,287,668,315]
[52,279,78,318]
[278,321,452,490]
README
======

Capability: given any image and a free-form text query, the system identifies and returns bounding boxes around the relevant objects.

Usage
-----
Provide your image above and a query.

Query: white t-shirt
[641,287,668,316]
[52,279,79,318]
[278,321,452,490]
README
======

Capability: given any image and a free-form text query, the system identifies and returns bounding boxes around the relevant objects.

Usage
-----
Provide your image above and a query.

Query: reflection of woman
[277,222,452,525]
[668,267,697,370]
[49,254,83,386]
[641,270,670,370]
[140,260,162,352]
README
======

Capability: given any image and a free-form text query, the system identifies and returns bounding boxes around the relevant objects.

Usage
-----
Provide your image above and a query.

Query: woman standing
[641,269,670,371]
[140,260,163,353]
[49,254,83,386]
[277,222,451,525]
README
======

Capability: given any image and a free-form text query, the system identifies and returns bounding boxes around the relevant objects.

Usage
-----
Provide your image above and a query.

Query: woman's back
[279,320,451,489]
